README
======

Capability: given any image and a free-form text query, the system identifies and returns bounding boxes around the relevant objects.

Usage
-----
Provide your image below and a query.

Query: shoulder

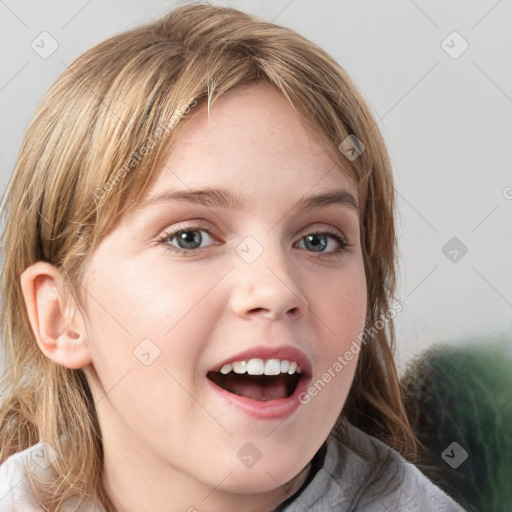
[329,423,467,511]
[0,443,102,512]
[279,422,468,511]
[0,442,47,511]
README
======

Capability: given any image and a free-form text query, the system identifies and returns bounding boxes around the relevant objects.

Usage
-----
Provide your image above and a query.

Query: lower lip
[207,374,311,420]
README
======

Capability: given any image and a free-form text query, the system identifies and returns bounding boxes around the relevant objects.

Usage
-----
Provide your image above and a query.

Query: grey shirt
[276,422,466,511]
[0,422,466,511]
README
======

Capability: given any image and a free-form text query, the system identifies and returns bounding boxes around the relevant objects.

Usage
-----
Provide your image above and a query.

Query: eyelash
[156,225,352,260]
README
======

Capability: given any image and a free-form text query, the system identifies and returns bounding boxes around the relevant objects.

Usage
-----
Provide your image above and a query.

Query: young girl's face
[81,81,367,507]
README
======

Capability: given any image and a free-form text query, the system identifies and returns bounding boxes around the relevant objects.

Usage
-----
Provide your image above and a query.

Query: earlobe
[20,261,92,369]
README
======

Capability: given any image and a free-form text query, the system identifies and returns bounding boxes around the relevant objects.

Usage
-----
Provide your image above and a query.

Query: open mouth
[206,371,302,401]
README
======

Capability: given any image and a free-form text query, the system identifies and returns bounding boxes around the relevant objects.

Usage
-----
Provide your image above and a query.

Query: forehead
[138,81,358,212]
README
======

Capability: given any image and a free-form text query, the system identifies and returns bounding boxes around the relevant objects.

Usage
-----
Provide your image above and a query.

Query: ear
[20,261,92,369]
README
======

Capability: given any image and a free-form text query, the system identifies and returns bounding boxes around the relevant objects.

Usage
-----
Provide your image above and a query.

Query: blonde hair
[0,3,417,510]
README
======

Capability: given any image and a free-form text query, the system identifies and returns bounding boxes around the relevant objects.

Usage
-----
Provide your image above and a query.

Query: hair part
[0,3,417,510]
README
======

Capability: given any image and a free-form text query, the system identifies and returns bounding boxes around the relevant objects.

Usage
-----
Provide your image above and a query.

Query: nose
[228,244,308,321]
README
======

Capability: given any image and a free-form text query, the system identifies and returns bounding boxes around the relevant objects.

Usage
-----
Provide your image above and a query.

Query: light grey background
[1,0,511,376]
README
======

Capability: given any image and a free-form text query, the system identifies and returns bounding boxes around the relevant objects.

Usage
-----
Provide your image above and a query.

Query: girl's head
[0,3,415,510]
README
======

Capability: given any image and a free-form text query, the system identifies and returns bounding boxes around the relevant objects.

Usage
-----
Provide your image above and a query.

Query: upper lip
[208,345,312,377]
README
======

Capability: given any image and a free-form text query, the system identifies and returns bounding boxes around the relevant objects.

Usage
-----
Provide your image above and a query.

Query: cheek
[311,258,367,338]
[303,257,366,403]
[83,261,222,381]
[82,264,212,435]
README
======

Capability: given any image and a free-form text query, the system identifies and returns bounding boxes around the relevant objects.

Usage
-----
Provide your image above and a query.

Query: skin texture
[20,81,367,512]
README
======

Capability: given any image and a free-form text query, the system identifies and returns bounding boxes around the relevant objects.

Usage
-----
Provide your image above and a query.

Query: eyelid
[156,222,352,259]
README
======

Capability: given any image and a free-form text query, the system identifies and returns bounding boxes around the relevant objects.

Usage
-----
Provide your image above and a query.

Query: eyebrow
[136,187,359,213]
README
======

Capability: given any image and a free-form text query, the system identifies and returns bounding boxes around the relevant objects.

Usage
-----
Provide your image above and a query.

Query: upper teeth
[220,358,302,376]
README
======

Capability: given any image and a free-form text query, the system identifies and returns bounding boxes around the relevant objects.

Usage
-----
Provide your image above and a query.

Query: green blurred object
[400,337,512,512]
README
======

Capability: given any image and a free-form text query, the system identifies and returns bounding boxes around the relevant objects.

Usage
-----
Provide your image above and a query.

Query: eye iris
[304,234,327,252]
[177,230,201,249]
[168,231,337,253]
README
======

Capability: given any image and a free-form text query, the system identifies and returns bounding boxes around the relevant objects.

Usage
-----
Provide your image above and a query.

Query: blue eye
[156,226,351,258]
[157,227,216,252]
[298,230,349,254]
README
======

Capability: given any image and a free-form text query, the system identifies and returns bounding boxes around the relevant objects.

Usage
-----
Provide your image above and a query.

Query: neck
[101,451,311,512]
